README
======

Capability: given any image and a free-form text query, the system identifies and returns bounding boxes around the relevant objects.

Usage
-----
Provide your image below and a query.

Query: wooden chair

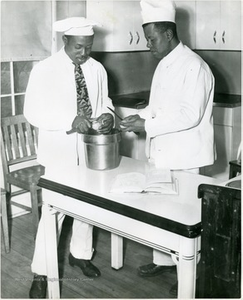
[197,183,241,298]
[1,188,10,253]
[1,114,45,235]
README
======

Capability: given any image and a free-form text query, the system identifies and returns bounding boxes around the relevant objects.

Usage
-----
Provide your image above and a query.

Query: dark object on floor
[169,281,177,296]
[137,263,176,277]
[29,275,47,298]
[69,253,101,278]
[197,184,241,298]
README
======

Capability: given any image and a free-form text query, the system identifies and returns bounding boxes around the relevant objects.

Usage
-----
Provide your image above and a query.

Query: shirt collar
[160,42,184,68]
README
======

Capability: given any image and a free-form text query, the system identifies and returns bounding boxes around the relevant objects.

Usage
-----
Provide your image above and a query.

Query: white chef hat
[140,0,176,25]
[53,17,100,36]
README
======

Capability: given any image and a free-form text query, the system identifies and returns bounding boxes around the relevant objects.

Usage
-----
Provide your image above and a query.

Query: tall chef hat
[53,17,100,36]
[140,0,176,25]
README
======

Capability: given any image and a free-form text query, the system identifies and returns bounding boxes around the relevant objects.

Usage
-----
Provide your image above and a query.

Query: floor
[1,212,177,299]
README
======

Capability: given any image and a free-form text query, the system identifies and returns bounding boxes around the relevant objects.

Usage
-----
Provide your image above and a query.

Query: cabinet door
[86,1,129,51]
[86,0,147,52]
[132,1,147,51]
[220,1,241,50]
[175,1,196,49]
[135,0,196,51]
[196,0,241,50]
[196,1,221,50]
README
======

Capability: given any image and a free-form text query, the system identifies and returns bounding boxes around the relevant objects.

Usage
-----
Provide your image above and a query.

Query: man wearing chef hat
[24,17,114,298]
[120,0,215,295]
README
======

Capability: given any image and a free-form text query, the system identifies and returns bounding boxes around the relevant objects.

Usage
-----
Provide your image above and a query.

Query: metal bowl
[81,129,122,170]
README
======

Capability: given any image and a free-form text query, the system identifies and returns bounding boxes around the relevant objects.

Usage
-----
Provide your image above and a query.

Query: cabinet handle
[129,31,133,45]
[213,31,217,43]
[136,31,140,44]
[222,31,225,43]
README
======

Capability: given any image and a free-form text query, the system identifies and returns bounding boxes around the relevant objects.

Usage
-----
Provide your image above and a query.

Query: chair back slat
[17,122,28,157]
[2,126,13,161]
[1,115,38,168]
[33,127,39,148]
[10,124,21,159]
[25,122,36,155]
[0,131,10,176]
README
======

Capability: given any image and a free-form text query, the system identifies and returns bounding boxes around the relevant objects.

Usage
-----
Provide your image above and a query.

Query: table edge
[38,177,201,238]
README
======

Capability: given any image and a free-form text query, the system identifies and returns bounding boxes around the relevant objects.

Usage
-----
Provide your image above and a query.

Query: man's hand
[71,115,91,134]
[120,114,145,132]
[96,113,114,134]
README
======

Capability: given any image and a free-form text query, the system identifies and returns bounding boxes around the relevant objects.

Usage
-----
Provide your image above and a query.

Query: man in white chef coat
[120,0,215,295]
[24,17,114,298]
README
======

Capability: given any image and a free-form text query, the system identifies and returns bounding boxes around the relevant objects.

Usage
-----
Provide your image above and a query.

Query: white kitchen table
[38,156,219,299]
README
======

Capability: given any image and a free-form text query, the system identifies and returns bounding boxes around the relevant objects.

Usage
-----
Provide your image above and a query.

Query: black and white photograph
[1,0,241,298]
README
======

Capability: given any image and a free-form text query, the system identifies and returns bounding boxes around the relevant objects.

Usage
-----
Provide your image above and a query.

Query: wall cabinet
[87,0,196,52]
[196,1,241,50]
[202,105,241,180]
[88,0,242,52]
[175,0,196,49]
[86,0,147,52]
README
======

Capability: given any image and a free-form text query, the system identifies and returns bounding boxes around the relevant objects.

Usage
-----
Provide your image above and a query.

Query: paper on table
[110,169,178,195]
[145,168,172,185]
[110,172,146,193]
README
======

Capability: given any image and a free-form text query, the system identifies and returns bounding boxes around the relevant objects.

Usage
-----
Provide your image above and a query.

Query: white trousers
[31,198,93,276]
[31,158,95,275]
[153,167,200,266]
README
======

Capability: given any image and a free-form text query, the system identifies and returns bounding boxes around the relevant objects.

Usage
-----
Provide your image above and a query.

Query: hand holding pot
[71,115,92,134]
[120,114,145,132]
[96,113,114,134]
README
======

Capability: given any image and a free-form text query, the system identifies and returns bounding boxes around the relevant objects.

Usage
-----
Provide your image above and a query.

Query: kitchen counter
[213,93,241,108]
[111,92,241,108]
[111,91,150,109]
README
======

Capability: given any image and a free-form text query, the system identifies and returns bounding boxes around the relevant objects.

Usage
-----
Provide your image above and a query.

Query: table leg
[43,203,60,299]
[177,237,198,299]
[111,233,123,269]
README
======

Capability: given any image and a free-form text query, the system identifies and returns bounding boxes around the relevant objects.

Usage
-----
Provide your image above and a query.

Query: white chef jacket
[139,42,215,170]
[24,48,114,168]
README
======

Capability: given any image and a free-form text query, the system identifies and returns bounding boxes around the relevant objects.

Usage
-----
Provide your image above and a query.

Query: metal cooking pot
[81,129,121,170]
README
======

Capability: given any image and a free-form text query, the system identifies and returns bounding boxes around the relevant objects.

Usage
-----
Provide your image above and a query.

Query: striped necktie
[73,63,92,118]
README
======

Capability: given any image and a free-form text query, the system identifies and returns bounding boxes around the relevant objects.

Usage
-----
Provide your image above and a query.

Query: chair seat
[7,165,45,185]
